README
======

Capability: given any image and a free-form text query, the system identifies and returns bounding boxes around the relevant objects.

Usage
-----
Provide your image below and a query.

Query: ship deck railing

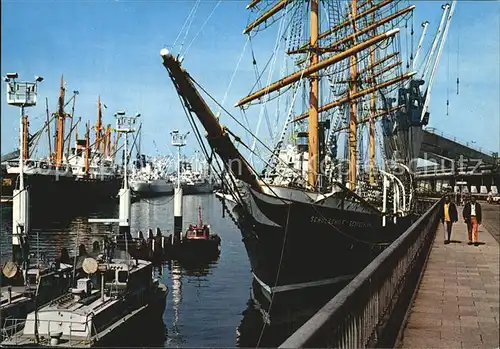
[1,317,26,340]
[279,197,442,348]
[1,314,97,347]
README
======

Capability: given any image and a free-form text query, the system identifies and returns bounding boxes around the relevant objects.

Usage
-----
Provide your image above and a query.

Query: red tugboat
[177,206,221,261]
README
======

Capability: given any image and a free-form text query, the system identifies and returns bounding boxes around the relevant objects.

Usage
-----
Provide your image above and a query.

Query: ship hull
[0,284,167,348]
[91,285,167,348]
[229,185,415,301]
[130,179,174,197]
[181,181,213,195]
[1,173,121,210]
[0,265,75,343]
[173,237,221,262]
[130,179,213,197]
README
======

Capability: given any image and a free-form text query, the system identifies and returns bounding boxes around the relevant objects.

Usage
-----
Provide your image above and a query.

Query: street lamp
[4,71,44,187]
[170,130,189,190]
[5,72,18,80]
[5,73,44,174]
[170,130,190,241]
[114,111,140,187]
[114,111,140,236]
[4,72,43,266]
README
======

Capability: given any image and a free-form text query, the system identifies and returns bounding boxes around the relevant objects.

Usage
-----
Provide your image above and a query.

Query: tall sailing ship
[1,77,123,209]
[160,0,455,301]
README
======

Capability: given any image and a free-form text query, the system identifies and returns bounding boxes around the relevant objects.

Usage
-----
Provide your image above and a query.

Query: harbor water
[0,194,308,347]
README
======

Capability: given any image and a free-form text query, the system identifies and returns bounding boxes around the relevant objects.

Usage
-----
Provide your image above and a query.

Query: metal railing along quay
[279,198,442,348]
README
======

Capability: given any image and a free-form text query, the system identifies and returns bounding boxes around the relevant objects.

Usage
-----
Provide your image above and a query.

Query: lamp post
[170,130,189,244]
[4,72,43,264]
[114,111,140,236]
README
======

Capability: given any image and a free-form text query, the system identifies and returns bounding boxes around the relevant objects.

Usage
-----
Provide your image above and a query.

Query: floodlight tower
[114,111,140,236]
[170,130,189,244]
[4,72,43,264]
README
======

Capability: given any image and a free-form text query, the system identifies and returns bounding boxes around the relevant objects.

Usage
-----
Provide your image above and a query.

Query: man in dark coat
[462,195,482,246]
[439,195,458,244]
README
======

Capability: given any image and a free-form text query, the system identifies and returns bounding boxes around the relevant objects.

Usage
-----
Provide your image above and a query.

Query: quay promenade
[398,211,499,348]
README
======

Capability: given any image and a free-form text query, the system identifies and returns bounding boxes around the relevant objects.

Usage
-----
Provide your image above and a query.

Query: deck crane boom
[421,4,450,80]
[412,21,429,71]
[420,0,457,123]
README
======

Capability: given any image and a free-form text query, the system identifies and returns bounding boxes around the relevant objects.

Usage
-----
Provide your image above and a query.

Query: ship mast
[45,98,52,160]
[292,71,414,122]
[111,132,121,157]
[95,95,103,153]
[103,124,112,157]
[235,1,412,191]
[85,121,90,175]
[348,0,359,189]
[54,75,66,167]
[308,0,319,188]
[368,0,377,184]
[162,0,416,194]
[65,90,79,158]
[22,115,29,160]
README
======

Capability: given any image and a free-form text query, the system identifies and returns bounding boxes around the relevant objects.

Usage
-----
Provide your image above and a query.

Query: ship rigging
[2,76,127,211]
[160,0,456,302]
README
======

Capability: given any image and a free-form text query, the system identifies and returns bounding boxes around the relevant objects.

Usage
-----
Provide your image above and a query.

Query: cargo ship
[1,76,123,210]
[130,151,213,197]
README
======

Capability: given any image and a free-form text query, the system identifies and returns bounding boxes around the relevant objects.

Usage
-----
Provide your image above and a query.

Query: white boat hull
[131,179,174,196]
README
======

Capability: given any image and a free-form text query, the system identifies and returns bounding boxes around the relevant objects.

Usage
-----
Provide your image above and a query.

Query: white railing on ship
[1,314,97,346]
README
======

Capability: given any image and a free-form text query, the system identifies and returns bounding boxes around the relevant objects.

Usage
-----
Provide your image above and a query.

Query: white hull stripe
[214,191,237,204]
[252,272,356,294]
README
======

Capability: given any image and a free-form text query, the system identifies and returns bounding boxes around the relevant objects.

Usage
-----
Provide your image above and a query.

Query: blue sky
[1,0,499,161]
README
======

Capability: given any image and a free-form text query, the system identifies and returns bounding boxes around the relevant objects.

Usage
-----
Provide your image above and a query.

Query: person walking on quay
[439,195,458,244]
[463,194,473,242]
[463,196,482,246]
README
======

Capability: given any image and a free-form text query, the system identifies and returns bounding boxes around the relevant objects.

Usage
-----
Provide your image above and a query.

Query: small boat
[1,241,168,347]
[0,257,74,342]
[173,207,220,261]
[0,232,87,342]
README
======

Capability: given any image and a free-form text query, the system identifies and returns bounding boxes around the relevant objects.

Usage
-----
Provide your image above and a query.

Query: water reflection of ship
[0,211,118,268]
[166,261,184,346]
[165,260,218,347]
[24,209,121,262]
[236,280,339,348]
[1,196,120,232]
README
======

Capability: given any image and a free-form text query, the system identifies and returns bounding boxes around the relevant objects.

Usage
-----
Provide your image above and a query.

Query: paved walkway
[482,203,500,244]
[399,215,499,349]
